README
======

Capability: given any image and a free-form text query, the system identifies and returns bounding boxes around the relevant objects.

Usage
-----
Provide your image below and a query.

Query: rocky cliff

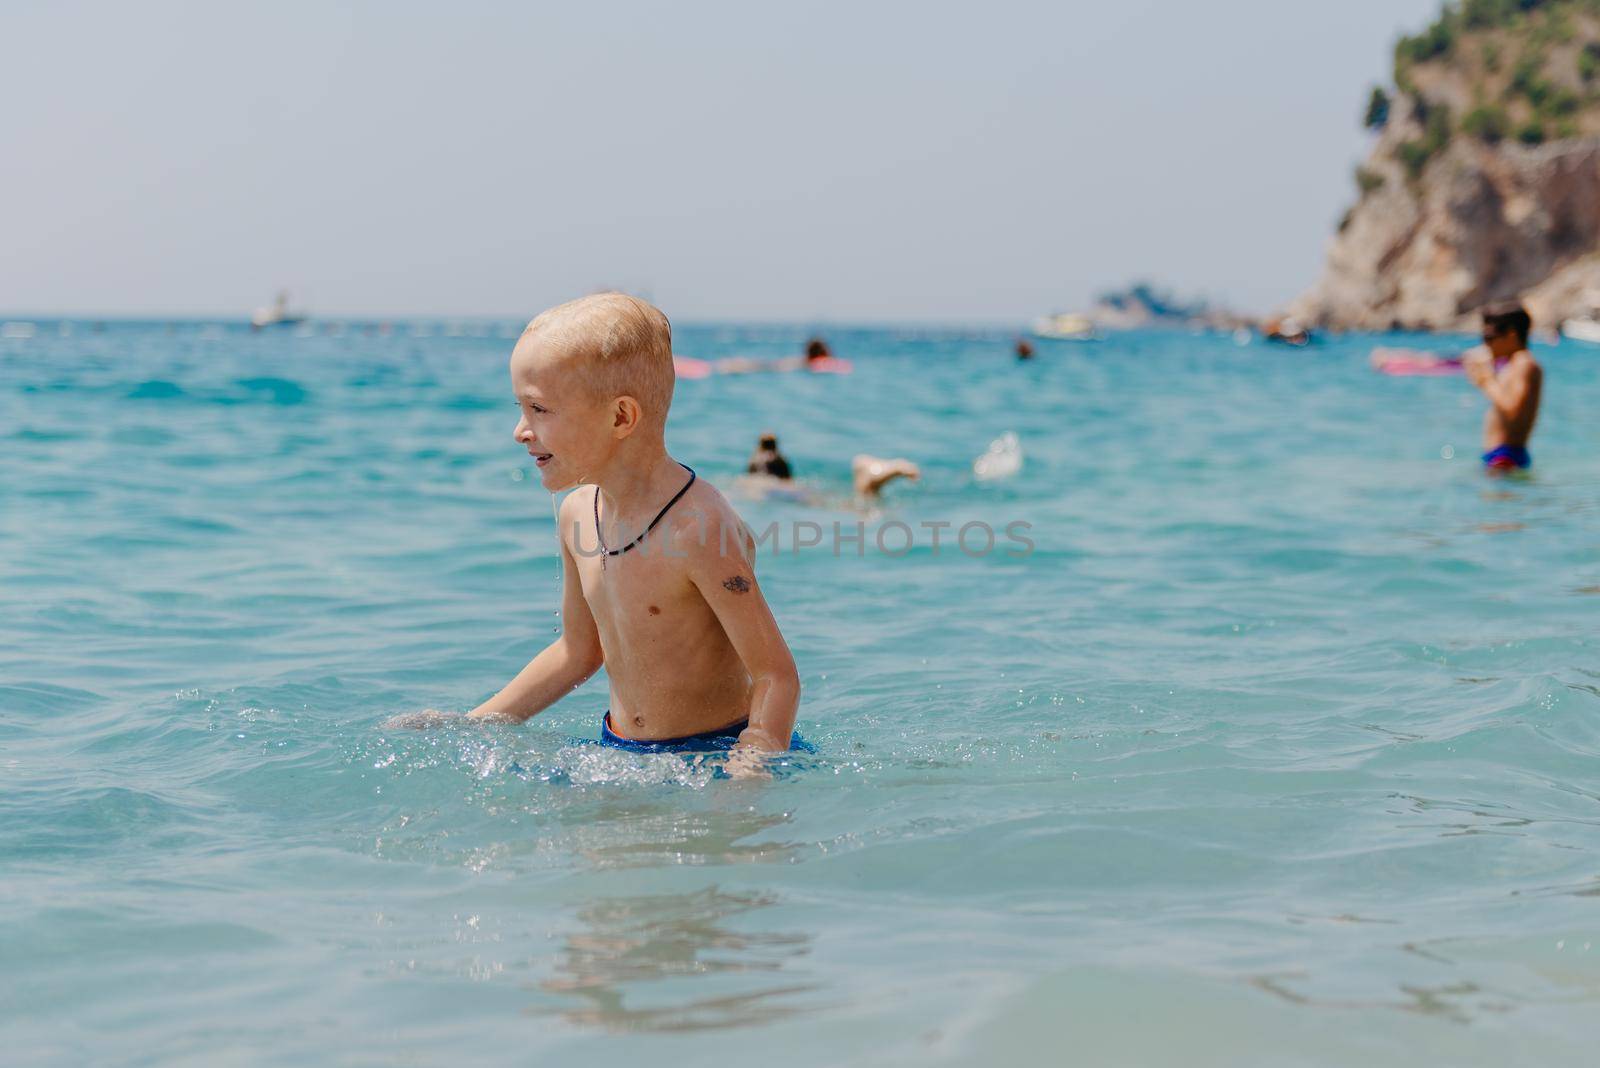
[1291,0,1600,332]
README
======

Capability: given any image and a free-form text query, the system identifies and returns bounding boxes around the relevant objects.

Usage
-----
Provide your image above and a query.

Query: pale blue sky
[2,0,1440,320]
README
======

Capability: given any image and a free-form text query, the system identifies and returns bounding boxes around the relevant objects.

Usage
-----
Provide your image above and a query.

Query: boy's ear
[612,395,642,438]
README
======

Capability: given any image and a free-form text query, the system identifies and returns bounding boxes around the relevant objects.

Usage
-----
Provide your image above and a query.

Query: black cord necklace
[593,462,696,567]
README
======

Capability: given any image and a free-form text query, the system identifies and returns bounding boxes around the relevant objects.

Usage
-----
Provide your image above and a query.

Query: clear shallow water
[3,320,1599,1065]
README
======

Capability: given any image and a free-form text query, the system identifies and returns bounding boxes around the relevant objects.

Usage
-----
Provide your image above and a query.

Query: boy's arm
[466,526,602,722]
[685,514,800,752]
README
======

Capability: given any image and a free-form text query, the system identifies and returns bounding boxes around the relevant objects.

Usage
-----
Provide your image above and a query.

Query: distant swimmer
[1015,338,1035,361]
[746,432,793,480]
[714,336,853,376]
[1370,348,1464,376]
[732,434,917,505]
[1465,300,1542,471]
[800,337,854,372]
[851,455,920,499]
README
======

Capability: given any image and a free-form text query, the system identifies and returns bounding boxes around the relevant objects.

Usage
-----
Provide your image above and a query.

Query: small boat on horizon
[1262,316,1313,347]
[1030,313,1100,341]
[251,291,308,330]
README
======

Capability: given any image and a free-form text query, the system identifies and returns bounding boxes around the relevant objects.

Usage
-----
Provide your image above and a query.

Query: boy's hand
[1462,346,1492,388]
[725,723,793,779]
[724,744,774,780]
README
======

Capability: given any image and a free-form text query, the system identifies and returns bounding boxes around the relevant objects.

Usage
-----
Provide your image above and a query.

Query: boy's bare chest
[571,544,702,632]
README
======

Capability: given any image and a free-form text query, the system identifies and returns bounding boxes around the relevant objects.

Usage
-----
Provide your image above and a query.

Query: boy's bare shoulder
[663,478,753,563]
[672,476,745,533]
[685,474,739,516]
[1506,352,1542,390]
[556,485,596,547]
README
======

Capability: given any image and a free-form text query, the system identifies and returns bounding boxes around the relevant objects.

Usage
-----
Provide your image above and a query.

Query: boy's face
[1481,322,1521,359]
[510,336,614,491]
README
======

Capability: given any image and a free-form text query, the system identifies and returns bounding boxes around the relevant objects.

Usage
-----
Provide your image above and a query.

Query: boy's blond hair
[523,292,674,423]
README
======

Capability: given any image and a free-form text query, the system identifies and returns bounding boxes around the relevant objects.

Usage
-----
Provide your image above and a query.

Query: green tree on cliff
[1382,0,1600,175]
[1364,86,1391,129]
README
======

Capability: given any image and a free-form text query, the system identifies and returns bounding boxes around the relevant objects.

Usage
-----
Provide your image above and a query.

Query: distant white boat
[251,291,307,329]
[1561,317,1600,345]
[1,321,37,339]
[1030,313,1100,341]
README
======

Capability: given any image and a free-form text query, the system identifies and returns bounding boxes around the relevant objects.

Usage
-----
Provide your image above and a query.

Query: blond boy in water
[390,294,801,762]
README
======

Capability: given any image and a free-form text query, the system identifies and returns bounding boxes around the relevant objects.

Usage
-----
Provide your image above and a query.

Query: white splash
[973,432,1022,482]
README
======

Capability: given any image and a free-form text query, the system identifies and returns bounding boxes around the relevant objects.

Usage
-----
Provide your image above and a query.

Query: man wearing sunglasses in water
[1464,300,1543,471]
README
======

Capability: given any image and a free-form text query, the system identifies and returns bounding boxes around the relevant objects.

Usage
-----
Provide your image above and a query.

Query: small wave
[0,785,203,857]
[0,681,108,718]
[9,426,76,442]
[126,379,189,400]
[229,376,311,405]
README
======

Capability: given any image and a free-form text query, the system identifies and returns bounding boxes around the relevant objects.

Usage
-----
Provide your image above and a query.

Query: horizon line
[0,311,1110,328]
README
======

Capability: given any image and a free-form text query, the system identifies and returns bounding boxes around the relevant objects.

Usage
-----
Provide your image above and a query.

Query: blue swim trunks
[599,712,813,753]
[1482,444,1531,470]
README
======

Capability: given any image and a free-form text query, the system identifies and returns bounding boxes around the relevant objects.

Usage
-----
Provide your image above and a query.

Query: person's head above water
[747,430,792,480]
[1481,299,1531,358]
[804,337,831,362]
[510,292,675,491]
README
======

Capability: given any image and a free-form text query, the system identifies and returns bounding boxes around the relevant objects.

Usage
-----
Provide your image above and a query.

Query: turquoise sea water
[3,321,1599,1065]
